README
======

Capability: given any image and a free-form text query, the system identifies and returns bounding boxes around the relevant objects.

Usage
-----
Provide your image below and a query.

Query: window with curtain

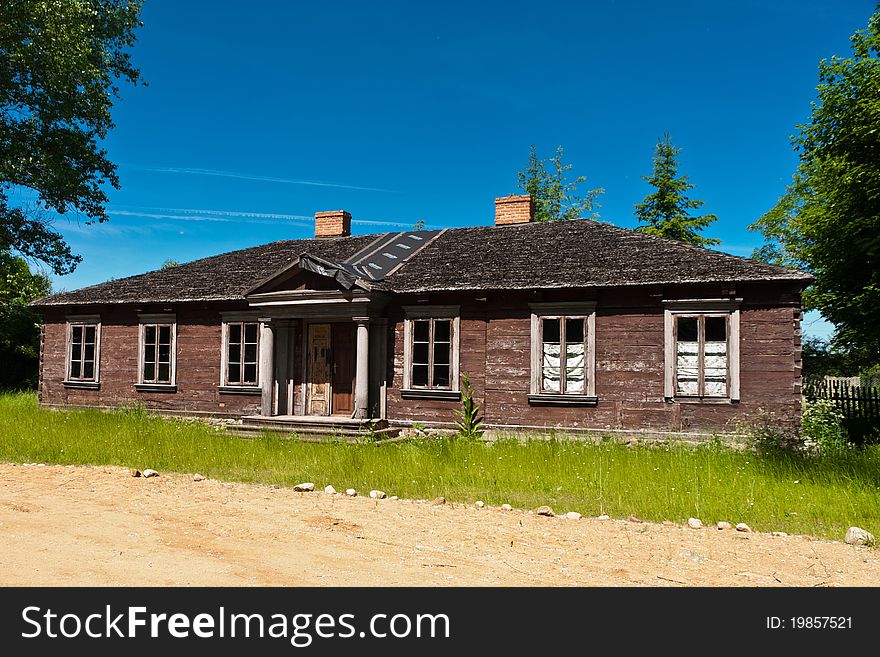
[675,314,729,398]
[540,316,588,394]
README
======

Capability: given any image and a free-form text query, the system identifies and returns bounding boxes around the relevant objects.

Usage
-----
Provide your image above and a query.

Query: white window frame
[65,315,101,384]
[137,313,177,387]
[220,315,262,388]
[402,305,460,394]
[664,299,740,402]
[529,302,596,401]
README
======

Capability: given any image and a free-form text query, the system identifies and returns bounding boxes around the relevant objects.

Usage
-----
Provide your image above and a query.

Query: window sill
[134,383,177,393]
[667,397,738,404]
[219,385,261,395]
[62,380,100,390]
[528,393,598,406]
[401,388,460,401]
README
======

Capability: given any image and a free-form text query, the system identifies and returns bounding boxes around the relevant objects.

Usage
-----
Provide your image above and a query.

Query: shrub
[801,399,848,454]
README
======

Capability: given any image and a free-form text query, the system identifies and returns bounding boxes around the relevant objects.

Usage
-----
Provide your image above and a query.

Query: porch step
[232,415,399,442]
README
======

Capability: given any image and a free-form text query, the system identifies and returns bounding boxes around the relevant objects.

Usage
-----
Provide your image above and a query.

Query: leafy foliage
[161,259,180,270]
[750,7,880,359]
[801,399,848,455]
[0,250,51,389]
[516,145,603,221]
[0,0,144,275]
[634,133,720,246]
[453,372,483,438]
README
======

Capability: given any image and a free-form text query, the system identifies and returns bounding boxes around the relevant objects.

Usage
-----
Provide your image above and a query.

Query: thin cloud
[110,205,425,230]
[119,164,399,193]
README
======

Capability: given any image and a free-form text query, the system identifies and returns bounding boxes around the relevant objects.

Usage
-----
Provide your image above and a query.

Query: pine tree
[634,134,720,246]
[517,145,603,221]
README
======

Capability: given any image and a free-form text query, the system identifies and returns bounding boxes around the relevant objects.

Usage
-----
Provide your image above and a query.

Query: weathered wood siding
[38,280,804,434]
[385,282,803,433]
[40,303,261,417]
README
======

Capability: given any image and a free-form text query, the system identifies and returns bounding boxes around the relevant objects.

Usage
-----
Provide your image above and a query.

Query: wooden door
[331,323,354,416]
[307,323,331,415]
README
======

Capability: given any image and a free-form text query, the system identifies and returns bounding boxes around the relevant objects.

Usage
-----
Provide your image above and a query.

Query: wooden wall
[40,303,261,417]
[37,279,804,434]
[385,282,804,434]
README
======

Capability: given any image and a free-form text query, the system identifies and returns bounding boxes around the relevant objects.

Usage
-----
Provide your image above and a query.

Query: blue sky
[44,0,876,338]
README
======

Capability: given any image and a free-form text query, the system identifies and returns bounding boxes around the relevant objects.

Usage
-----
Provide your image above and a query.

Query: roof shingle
[31,220,811,307]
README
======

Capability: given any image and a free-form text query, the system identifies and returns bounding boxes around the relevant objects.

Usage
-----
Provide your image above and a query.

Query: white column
[260,319,275,417]
[354,317,370,419]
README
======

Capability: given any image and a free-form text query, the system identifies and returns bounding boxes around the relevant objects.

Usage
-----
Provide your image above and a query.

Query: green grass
[1,392,879,541]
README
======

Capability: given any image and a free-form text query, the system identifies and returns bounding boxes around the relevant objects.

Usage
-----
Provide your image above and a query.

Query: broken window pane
[413,320,429,342]
[434,319,450,343]
[244,343,257,363]
[244,323,258,343]
[705,316,727,342]
[413,342,429,365]
[542,318,561,344]
[434,342,450,365]
[566,318,584,344]
[412,364,429,387]
[434,365,450,388]
[677,316,698,342]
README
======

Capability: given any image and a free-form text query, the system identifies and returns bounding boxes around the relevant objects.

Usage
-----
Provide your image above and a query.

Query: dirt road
[0,463,877,586]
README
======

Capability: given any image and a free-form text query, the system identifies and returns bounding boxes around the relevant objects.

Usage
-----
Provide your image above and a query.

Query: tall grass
[1,392,878,540]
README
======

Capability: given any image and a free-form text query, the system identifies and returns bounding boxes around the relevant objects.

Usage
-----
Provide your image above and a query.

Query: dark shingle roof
[31,220,811,307]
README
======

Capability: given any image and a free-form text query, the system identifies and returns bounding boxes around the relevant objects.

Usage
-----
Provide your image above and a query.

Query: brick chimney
[495,195,534,226]
[314,210,352,238]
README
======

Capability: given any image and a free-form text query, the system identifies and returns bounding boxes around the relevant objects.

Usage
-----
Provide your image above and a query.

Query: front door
[331,323,354,416]
[307,323,331,415]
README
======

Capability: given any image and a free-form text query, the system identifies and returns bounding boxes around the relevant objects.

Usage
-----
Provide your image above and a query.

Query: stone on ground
[324,485,337,495]
[142,469,159,478]
[687,517,703,529]
[597,514,610,521]
[345,488,358,497]
[662,520,676,527]
[501,504,513,511]
[716,521,732,530]
[432,496,446,506]
[845,526,875,546]
[628,515,642,523]
[475,500,485,508]
[294,482,315,492]
[535,505,555,517]
[369,490,387,499]
[192,473,205,482]
[130,469,141,478]
[564,511,582,520]
[736,523,752,533]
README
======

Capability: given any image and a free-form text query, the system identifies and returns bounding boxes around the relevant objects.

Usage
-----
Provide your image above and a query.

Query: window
[65,318,100,385]
[137,314,176,388]
[224,321,260,386]
[402,306,460,397]
[529,303,596,404]
[664,301,740,401]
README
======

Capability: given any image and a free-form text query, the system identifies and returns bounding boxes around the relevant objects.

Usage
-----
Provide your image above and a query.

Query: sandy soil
[0,462,877,586]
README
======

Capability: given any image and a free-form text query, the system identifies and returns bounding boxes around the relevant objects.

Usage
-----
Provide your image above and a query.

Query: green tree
[0,0,144,275]
[516,145,603,221]
[0,250,51,389]
[634,134,720,246]
[750,7,880,361]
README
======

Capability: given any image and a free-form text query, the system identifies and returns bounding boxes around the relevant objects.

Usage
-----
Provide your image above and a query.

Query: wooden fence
[803,379,880,443]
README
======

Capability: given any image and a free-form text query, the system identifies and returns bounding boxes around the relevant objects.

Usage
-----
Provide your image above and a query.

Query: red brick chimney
[495,195,535,226]
[314,210,352,238]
